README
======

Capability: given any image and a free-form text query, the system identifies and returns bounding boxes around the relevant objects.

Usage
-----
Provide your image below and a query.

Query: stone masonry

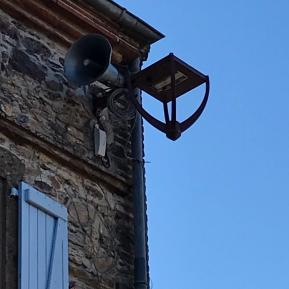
[0,8,136,289]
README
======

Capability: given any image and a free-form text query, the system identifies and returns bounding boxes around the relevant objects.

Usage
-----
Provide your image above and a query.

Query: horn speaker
[64,34,124,87]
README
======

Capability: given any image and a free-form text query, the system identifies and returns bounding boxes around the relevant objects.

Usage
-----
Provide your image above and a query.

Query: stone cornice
[0,116,130,193]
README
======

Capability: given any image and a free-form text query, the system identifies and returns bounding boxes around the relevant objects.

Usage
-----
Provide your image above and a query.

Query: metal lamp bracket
[127,72,210,141]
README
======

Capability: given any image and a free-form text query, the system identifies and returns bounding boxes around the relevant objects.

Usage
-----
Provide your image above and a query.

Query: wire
[107,88,136,121]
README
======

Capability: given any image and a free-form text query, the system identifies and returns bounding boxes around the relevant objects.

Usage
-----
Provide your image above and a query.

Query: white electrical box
[94,124,107,157]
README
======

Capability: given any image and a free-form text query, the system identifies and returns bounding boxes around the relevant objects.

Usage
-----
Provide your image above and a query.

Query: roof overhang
[84,0,164,45]
[0,0,164,63]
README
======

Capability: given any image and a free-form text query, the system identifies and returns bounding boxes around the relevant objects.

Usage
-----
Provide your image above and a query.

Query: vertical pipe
[130,58,149,289]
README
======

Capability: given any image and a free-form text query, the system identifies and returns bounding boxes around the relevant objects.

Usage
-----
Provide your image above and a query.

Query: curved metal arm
[127,75,167,134]
[180,76,210,132]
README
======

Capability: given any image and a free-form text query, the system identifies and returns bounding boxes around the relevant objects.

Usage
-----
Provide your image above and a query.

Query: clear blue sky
[117,1,289,289]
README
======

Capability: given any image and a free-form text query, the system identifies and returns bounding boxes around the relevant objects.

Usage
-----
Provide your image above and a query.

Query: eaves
[0,0,164,63]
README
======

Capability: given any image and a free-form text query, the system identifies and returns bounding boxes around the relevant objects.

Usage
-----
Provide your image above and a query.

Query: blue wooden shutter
[18,181,68,289]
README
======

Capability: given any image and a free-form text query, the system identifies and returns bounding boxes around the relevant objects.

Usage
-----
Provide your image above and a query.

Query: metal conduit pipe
[130,58,149,289]
[85,0,164,44]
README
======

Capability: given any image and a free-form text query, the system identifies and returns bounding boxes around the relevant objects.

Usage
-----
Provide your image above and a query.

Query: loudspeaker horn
[64,34,124,87]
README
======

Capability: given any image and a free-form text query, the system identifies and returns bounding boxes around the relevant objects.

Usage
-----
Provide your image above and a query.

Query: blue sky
[116,1,289,289]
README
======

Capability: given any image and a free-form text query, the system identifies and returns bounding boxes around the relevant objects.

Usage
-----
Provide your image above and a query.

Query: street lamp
[129,53,209,140]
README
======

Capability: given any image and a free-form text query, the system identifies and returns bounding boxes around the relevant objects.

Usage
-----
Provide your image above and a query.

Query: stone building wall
[0,8,135,289]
